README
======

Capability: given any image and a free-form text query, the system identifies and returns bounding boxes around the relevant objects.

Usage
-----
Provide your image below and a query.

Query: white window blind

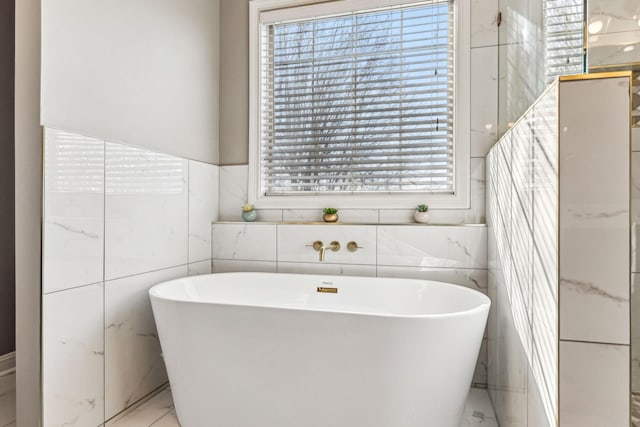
[544,0,584,83]
[259,1,454,196]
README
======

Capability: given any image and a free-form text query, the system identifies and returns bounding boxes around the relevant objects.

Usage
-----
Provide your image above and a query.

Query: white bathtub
[150,272,490,427]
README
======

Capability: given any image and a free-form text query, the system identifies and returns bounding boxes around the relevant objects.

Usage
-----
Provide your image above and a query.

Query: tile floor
[109,385,498,427]
[0,375,497,427]
[0,370,16,427]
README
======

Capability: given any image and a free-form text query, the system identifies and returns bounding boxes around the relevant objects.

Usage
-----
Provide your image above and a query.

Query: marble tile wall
[558,76,630,427]
[42,128,219,426]
[487,82,558,427]
[488,76,632,427]
[587,0,640,69]
[211,222,490,386]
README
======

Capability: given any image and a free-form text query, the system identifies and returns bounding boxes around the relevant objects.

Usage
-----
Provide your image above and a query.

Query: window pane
[260,1,454,195]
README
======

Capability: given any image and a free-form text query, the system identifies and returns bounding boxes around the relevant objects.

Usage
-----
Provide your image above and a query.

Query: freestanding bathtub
[150,272,490,427]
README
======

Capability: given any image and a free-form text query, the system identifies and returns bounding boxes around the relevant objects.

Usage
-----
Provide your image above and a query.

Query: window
[544,0,584,83]
[249,0,470,208]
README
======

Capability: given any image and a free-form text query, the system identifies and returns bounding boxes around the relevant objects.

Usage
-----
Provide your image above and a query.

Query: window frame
[248,0,470,209]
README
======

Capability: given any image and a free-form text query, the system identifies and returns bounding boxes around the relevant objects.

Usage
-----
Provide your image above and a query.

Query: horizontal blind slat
[260,1,454,195]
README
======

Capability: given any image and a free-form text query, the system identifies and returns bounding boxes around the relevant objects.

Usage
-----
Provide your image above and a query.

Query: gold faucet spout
[319,241,340,262]
[309,240,341,262]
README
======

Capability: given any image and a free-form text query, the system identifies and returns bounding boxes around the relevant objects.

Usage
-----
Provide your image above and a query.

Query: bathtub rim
[149,272,491,320]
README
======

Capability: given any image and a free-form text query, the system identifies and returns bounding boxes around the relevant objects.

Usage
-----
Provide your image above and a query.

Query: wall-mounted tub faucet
[309,240,341,262]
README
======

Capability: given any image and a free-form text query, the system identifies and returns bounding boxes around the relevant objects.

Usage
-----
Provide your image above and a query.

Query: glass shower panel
[587,0,640,69]
[497,0,585,137]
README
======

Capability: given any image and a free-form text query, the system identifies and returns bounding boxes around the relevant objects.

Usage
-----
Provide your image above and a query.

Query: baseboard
[0,351,16,376]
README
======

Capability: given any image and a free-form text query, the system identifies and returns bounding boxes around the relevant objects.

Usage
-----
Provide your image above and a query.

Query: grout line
[186,161,191,266]
[44,263,194,296]
[102,140,107,426]
[104,383,171,426]
[104,264,192,284]
[43,280,105,296]
[559,338,630,347]
[148,408,178,427]
[212,258,489,271]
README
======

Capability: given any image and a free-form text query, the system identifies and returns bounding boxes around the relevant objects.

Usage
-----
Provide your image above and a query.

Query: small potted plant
[414,204,430,223]
[322,208,339,223]
[241,204,257,222]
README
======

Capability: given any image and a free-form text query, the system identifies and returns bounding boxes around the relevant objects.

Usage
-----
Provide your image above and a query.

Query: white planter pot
[414,211,431,223]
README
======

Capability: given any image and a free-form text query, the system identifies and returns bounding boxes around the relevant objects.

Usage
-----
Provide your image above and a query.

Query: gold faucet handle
[328,241,341,252]
[347,241,362,252]
[307,241,324,251]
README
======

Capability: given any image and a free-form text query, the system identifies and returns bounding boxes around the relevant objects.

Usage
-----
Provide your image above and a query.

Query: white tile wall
[105,142,189,281]
[498,0,530,46]
[632,152,640,273]
[488,76,633,427]
[189,160,219,263]
[377,225,487,269]
[376,266,488,294]
[104,266,187,419]
[487,83,558,427]
[43,129,105,293]
[470,0,498,48]
[558,78,630,345]
[42,128,220,426]
[471,47,498,157]
[276,262,376,277]
[212,223,277,261]
[188,260,213,276]
[212,259,277,273]
[219,165,248,221]
[43,283,104,427]
[587,0,640,69]
[560,341,630,427]
[277,225,377,265]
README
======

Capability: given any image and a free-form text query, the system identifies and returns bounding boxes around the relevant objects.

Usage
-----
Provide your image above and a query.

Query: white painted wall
[41,0,220,164]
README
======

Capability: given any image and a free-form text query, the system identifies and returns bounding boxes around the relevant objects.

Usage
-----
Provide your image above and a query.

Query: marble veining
[212,223,277,261]
[48,221,101,239]
[43,128,105,293]
[377,225,487,269]
[188,161,219,263]
[43,283,104,427]
[104,142,189,281]
[560,277,627,304]
[105,266,187,419]
[568,209,628,220]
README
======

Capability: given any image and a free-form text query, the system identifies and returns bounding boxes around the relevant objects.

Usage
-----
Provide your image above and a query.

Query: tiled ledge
[213,221,487,227]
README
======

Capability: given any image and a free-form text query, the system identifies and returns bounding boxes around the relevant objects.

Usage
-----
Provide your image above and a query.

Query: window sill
[212,221,487,227]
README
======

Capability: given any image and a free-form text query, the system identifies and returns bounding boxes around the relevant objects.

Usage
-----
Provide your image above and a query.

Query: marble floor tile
[460,388,499,427]
[151,410,180,427]
[114,386,496,427]
[0,372,16,427]
[107,388,174,426]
